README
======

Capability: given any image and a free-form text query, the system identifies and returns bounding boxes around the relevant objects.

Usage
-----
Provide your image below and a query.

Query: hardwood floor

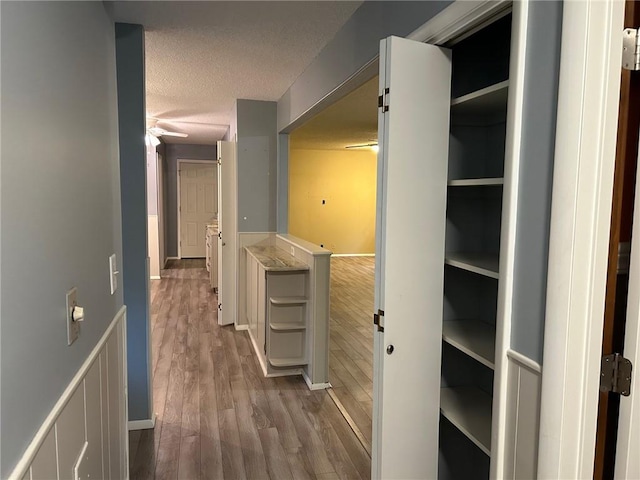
[328,257,375,452]
[129,259,370,479]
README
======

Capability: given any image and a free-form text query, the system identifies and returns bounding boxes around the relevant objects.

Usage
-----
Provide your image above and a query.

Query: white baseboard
[128,413,156,431]
[234,324,249,331]
[302,370,331,390]
[331,253,375,257]
[149,276,161,280]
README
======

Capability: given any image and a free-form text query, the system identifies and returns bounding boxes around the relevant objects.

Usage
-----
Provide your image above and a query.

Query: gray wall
[115,22,151,422]
[237,100,278,232]
[277,1,451,132]
[510,1,563,363]
[164,143,217,257]
[1,2,123,476]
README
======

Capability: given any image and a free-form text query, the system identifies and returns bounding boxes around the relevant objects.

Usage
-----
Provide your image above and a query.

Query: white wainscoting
[504,349,542,479]
[10,307,128,480]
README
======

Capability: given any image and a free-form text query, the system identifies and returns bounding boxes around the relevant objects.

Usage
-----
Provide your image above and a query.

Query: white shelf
[445,252,499,279]
[269,296,308,306]
[269,357,307,368]
[442,320,496,369]
[270,322,306,331]
[448,177,504,187]
[440,386,492,456]
[451,80,509,125]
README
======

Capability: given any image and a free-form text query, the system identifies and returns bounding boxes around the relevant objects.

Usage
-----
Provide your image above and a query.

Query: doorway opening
[287,76,379,453]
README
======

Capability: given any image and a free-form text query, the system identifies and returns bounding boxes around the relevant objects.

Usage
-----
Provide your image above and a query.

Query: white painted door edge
[538,1,625,478]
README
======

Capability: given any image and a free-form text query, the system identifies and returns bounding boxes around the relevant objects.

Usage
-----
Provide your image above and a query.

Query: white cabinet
[374,9,522,480]
[245,246,309,377]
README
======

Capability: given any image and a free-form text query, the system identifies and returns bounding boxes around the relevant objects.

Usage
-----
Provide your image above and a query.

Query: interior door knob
[386,344,394,355]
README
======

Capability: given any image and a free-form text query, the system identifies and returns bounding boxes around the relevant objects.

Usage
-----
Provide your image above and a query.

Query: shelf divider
[445,252,499,279]
[442,320,496,369]
[440,386,492,456]
[448,177,504,187]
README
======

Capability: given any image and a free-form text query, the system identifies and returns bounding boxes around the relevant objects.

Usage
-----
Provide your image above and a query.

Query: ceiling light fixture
[345,142,378,152]
[146,133,161,147]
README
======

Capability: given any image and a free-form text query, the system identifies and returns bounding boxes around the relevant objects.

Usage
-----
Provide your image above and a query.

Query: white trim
[234,324,249,331]
[331,253,375,258]
[490,2,527,477]
[407,0,510,44]
[176,159,217,259]
[506,349,541,375]
[302,370,331,391]
[9,306,127,480]
[150,276,161,280]
[538,1,624,478]
[128,414,156,431]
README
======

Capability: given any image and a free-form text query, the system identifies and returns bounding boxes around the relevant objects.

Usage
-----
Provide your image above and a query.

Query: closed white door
[373,36,451,479]
[217,141,237,326]
[179,162,216,258]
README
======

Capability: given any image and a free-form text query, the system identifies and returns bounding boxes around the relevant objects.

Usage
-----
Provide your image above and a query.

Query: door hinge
[218,303,222,311]
[217,159,222,165]
[600,353,633,396]
[373,309,385,332]
[378,87,390,113]
[623,28,640,71]
[618,242,631,274]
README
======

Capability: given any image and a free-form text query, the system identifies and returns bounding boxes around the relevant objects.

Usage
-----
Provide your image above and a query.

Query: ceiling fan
[146,117,188,145]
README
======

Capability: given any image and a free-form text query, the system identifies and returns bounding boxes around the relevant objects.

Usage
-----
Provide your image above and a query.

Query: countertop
[245,245,309,272]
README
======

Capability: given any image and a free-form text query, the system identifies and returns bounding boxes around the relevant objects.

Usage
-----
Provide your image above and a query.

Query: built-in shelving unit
[440,12,512,477]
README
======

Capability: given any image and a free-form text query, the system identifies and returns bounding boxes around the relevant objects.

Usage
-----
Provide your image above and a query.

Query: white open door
[373,36,451,479]
[615,132,640,479]
[217,140,237,326]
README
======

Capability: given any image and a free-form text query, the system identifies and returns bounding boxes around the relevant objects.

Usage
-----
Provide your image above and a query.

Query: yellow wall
[289,149,377,254]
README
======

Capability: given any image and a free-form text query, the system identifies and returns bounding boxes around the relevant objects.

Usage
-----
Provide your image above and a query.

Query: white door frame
[538,1,625,478]
[176,158,217,259]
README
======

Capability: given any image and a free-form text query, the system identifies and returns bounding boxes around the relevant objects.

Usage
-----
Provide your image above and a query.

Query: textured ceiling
[108,1,362,145]
[290,76,378,150]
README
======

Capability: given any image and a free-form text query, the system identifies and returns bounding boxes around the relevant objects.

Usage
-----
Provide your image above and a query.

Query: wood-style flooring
[328,257,375,453]
[129,259,371,480]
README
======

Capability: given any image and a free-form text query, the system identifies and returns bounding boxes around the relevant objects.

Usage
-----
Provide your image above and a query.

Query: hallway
[129,260,370,479]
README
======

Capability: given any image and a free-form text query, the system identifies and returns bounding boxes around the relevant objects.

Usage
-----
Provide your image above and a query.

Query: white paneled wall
[504,350,542,479]
[10,308,128,480]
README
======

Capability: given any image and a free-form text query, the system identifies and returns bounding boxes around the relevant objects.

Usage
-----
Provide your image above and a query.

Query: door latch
[373,309,385,332]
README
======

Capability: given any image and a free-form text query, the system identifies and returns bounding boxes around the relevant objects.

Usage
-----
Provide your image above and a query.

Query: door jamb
[538,1,625,478]
[176,158,217,259]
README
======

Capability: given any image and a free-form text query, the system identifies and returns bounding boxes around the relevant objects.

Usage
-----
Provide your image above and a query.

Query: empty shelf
[442,321,496,369]
[440,386,492,456]
[269,296,308,305]
[445,253,499,279]
[269,357,307,368]
[451,80,509,125]
[448,177,504,187]
[270,322,306,331]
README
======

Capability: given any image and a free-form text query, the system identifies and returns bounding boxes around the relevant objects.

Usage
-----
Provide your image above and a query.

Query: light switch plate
[66,287,80,345]
[109,254,118,295]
